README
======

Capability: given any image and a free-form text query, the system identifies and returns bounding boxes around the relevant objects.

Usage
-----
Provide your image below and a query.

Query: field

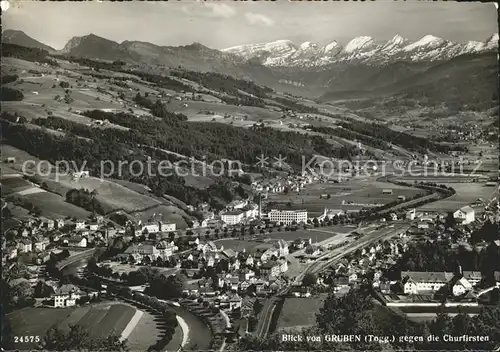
[23,191,91,219]
[5,303,138,350]
[168,100,282,122]
[2,176,34,195]
[214,239,272,252]
[1,145,191,226]
[45,176,161,214]
[276,295,327,331]
[266,178,422,217]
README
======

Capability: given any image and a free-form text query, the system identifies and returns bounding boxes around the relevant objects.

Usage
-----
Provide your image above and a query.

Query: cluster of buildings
[251,174,316,195]
[172,240,291,301]
[2,216,104,264]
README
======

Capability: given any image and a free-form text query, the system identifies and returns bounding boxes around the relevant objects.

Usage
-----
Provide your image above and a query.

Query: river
[60,258,89,277]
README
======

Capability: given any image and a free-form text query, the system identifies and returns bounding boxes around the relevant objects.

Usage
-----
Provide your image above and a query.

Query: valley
[1,5,498,352]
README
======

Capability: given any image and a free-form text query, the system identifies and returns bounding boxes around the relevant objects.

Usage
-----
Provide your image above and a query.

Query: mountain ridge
[222,33,499,67]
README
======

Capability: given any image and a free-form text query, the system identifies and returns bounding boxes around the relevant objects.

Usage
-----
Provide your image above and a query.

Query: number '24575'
[14,336,41,343]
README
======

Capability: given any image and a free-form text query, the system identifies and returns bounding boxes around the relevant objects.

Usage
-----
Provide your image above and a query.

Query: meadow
[5,303,137,350]
[275,295,327,331]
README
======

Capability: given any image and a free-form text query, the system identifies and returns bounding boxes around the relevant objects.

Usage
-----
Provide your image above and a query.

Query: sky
[3,0,498,50]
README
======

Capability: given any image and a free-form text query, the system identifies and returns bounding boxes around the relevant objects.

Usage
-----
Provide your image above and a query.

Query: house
[5,157,16,163]
[228,294,243,310]
[6,246,18,259]
[453,206,475,225]
[406,209,416,220]
[33,237,50,251]
[66,236,87,248]
[382,189,393,195]
[260,261,281,279]
[238,269,255,281]
[334,276,350,291]
[55,219,65,229]
[348,272,358,284]
[221,248,237,260]
[462,271,482,286]
[156,241,177,258]
[292,238,311,250]
[274,239,289,257]
[75,220,86,230]
[52,284,82,307]
[18,239,33,252]
[41,218,55,230]
[182,281,200,296]
[417,222,431,230]
[159,222,176,232]
[451,277,474,296]
[290,286,311,298]
[402,271,454,294]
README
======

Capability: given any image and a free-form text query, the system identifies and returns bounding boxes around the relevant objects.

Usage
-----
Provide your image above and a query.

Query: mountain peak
[388,34,407,45]
[344,36,374,53]
[324,41,340,54]
[2,29,55,52]
[299,41,319,50]
[486,33,499,45]
[404,35,445,51]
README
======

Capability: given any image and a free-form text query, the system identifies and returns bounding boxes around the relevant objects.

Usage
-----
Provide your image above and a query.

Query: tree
[302,273,317,287]
[34,280,55,298]
[42,324,128,351]
[444,212,457,229]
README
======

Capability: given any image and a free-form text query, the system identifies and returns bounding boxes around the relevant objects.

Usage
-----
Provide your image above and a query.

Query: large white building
[221,211,245,225]
[221,207,258,225]
[402,271,454,294]
[268,209,308,225]
[453,206,475,225]
[136,221,176,235]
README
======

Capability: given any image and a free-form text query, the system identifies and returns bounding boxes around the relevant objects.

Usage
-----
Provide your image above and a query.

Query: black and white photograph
[1,1,499,351]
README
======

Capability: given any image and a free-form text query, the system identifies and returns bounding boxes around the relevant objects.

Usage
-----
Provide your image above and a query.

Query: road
[254,285,289,339]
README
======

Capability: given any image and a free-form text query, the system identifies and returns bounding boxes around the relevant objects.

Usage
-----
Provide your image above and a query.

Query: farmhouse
[5,157,16,163]
[52,284,82,308]
[268,209,308,225]
[71,171,90,180]
[402,271,454,294]
[453,206,475,225]
[382,189,393,195]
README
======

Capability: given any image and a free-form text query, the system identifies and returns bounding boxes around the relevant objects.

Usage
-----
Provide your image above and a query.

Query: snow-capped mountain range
[222,34,499,67]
